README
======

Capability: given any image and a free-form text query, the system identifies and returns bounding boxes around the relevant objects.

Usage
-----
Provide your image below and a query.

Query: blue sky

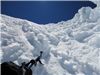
[1,1,96,24]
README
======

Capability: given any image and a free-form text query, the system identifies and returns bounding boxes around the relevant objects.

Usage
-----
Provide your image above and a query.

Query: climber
[25,51,44,69]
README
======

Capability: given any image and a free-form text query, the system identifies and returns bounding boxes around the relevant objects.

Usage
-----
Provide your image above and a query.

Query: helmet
[40,51,43,54]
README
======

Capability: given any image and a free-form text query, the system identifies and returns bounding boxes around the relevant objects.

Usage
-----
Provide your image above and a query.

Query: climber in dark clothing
[35,51,43,65]
[25,51,43,69]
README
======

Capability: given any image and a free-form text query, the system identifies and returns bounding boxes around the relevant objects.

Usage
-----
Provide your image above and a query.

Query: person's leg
[25,62,30,67]
[28,60,36,68]
[28,63,33,69]
[25,60,34,67]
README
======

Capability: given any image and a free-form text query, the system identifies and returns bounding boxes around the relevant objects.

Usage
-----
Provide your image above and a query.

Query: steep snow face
[1,1,100,75]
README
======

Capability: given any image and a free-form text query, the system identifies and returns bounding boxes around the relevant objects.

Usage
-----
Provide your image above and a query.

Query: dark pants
[25,60,37,68]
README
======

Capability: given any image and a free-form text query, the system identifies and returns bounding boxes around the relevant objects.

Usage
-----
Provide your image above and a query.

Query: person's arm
[39,60,43,65]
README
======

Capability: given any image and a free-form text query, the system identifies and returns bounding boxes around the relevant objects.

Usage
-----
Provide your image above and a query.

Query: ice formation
[0,0,100,75]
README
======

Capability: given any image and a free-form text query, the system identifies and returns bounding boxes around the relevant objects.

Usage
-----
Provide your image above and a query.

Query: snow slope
[0,1,100,75]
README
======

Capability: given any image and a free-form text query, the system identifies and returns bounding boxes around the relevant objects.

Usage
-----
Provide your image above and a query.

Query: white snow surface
[0,1,100,75]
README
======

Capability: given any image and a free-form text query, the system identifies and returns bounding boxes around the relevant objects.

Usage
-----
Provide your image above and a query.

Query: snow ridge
[0,1,100,75]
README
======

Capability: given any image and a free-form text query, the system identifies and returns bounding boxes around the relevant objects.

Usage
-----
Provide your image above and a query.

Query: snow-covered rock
[0,1,100,75]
